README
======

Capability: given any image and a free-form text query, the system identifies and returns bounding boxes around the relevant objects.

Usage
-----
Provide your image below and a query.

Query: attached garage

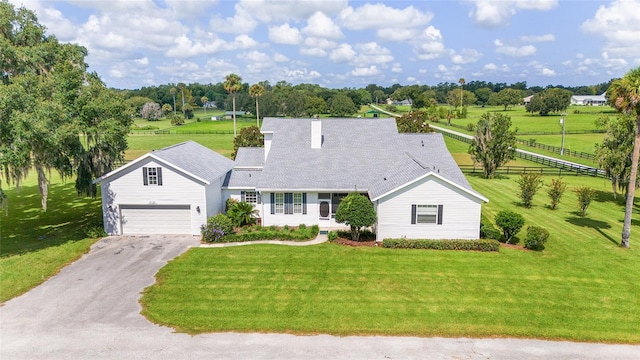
[120,205,192,235]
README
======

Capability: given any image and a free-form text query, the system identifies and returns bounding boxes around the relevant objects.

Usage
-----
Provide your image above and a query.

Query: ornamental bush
[480,215,501,240]
[335,193,376,241]
[524,226,550,251]
[201,214,234,242]
[495,210,525,244]
[382,239,500,252]
[574,186,596,216]
[516,173,543,208]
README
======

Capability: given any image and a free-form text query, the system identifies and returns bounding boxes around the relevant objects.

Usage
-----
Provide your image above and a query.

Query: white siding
[376,175,482,240]
[100,159,207,235]
[261,192,319,227]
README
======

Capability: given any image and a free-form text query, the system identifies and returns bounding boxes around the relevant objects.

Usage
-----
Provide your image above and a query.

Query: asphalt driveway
[1,235,639,359]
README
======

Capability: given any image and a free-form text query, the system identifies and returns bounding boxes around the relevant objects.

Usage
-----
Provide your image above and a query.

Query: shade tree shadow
[565,216,618,246]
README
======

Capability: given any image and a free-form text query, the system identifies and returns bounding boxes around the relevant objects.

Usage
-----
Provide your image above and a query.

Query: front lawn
[0,175,102,302]
[141,175,640,343]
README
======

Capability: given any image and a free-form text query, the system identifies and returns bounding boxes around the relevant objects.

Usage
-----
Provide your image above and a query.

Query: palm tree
[177,82,186,111]
[223,73,243,136]
[201,96,208,114]
[607,66,640,248]
[169,87,177,115]
[458,77,466,109]
[249,83,265,127]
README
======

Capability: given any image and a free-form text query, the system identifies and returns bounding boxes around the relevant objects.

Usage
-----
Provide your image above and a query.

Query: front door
[318,200,331,228]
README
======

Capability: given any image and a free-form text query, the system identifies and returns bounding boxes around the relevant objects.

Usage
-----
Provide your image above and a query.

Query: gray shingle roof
[152,140,234,183]
[234,147,264,167]
[254,118,481,200]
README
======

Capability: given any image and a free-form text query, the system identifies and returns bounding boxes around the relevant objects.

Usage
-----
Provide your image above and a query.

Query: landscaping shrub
[336,229,376,241]
[574,186,596,216]
[85,225,107,239]
[334,193,377,241]
[170,114,185,125]
[524,226,550,251]
[227,201,258,227]
[547,178,567,210]
[201,214,234,242]
[480,215,501,240]
[220,225,319,243]
[495,210,525,244]
[225,197,238,212]
[382,239,500,252]
[327,231,338,242]
[516,173,543,208]
[466,122,476,131]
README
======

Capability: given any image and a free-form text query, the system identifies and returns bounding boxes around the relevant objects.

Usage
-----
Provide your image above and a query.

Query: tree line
[121,78,613,119]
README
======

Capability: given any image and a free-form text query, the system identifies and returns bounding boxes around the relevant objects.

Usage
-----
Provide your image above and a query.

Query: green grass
[126,133,236,159]
[0,174,102,302]
[141,173,640,342]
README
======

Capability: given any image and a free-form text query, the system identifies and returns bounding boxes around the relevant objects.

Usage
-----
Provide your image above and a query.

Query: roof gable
[94,141,234,185]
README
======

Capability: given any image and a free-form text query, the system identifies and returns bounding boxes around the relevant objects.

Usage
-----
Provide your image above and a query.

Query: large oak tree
[0,2,130,210]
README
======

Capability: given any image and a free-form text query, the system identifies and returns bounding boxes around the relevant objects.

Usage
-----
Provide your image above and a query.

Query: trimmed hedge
[382,239,500,252]
[213,225,319,243]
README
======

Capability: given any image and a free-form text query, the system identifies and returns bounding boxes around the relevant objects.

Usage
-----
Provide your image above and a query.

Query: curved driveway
[1,235,639,359]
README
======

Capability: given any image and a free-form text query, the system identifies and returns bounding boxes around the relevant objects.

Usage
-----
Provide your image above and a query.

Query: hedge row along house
[95,118,487,241]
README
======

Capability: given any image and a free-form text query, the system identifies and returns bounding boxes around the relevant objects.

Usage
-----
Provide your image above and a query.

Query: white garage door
[120,205,191,234]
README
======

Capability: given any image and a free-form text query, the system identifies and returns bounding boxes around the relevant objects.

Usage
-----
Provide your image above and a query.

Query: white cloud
[353,42,394,66]
[413,25,446,60]
[330,44,356,63]
[268,23,303,45]
[450,48,483,64]
[582,0,640,59]
[300,47,327,57]
[541,68,556,76]
[494,40,536,57]
[391,63,403,73]
[520,34,555,43]
[484,63,511,73]
[468,0,558,28]
[284,68,322,82]
[338,3,433,30]
[236,0,347,23]
[377,28,417,42]
[209,7,257,34]
[302,11,343,40]
[350,65,380,77]
[134,57,149,65]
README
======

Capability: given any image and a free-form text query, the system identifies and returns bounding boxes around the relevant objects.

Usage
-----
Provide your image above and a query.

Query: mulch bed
[333,237,379,247]
[500,242,528,251]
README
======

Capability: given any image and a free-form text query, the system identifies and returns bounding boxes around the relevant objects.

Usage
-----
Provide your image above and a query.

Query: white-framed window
[143,167,162,186]
[293,193,303,214]
[147,167,158,185]
[270,192,307,215]
[412,204,442,224]
[275,193,284,214]
[242,191,259,204]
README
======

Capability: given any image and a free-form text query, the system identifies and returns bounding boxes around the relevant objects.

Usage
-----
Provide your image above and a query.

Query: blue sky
[11,0,640,89]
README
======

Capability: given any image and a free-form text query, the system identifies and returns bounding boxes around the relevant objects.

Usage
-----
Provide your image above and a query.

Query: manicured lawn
[126,133,236,159]
[0,174,102,302]
[141,174,639,343]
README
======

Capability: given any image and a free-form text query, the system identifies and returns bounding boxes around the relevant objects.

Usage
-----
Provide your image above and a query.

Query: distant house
[523,95,534,105]
[571,93,607,106]
[225,111,247,119]
[95,118,488,240]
